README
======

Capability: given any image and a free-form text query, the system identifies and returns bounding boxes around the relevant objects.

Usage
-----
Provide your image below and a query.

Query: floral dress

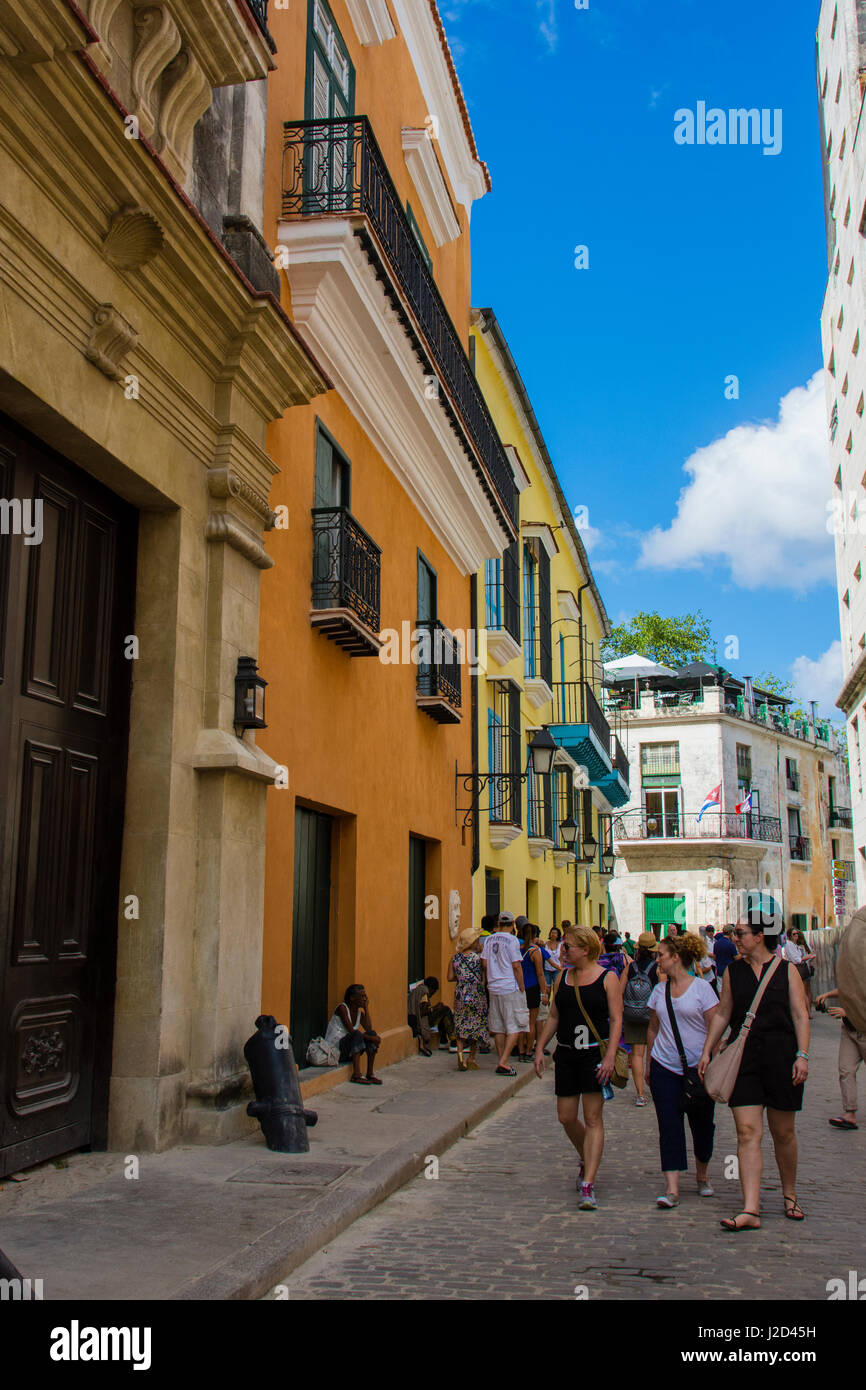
[452,951,489,1044]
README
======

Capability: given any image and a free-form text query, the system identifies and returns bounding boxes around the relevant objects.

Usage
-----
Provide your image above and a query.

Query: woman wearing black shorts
[699,918,810,1231]
[535,924,623,1211]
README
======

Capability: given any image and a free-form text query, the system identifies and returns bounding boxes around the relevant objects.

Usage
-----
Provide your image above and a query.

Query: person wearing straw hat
[447,925,490,1070]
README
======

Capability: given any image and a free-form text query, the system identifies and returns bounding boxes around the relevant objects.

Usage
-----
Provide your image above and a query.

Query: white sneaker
[698,1181,715,1198]
[657,1193,679,1208]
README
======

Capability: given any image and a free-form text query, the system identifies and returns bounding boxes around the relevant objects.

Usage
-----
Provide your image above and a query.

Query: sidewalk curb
[172,1064,537,1301]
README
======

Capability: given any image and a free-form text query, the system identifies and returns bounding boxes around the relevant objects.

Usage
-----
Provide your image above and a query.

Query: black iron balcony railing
[311,506,381,631]
[610,735,630,783]
[830,806,853,828]
[416,619,462,711]
[488,772,522,827]
[789,834,811,861]
[553,682,611,749]
[282,117,518,534]
[612,812,783,843]
[243,0,276,51]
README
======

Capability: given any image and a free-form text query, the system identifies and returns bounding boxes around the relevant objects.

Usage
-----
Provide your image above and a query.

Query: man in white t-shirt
[481,911,528,1075]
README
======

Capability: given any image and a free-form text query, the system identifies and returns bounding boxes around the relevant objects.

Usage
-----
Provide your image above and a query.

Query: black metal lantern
[580,831,597,865]
[560,817,579,849]
[234,656,267,731]
[529,726,557,777]
[601,845,615,873]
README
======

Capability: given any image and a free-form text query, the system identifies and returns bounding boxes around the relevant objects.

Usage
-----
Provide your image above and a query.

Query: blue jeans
[648,1059,715,1172]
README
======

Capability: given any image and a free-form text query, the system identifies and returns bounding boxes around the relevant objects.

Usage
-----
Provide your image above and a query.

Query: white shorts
[488,990,529,1035]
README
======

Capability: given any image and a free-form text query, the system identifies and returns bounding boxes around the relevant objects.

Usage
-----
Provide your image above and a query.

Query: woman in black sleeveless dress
[535,924,622,1212]
[699,919,810,1231]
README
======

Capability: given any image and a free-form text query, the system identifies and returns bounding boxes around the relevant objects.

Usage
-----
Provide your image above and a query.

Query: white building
[818,0,866,905]
[606,669,853,936]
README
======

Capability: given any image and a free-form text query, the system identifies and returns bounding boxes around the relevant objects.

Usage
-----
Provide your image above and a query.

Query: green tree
[602,611,716,667]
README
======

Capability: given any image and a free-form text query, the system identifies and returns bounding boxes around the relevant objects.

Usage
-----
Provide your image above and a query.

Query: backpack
[622,958,656,1023]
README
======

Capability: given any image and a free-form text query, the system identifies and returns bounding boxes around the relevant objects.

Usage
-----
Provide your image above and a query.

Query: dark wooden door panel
[0,414,135,1177]
[290,807,332,1062]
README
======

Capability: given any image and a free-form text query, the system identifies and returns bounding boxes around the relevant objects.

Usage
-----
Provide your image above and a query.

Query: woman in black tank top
[698,920,810,1231]
[535,925,623,1212]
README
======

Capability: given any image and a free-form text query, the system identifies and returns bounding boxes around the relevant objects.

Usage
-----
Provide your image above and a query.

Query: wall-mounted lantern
[234,656,268,733]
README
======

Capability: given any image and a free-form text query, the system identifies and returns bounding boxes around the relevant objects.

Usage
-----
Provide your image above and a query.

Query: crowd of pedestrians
[433,911,822,1224]
[330,909,856,1226]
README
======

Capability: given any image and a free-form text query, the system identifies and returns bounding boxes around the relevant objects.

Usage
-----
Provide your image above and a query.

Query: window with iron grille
[488,682,521,824]
[640,742,681,778]
[736,743,752,786]
[485,540,520,641]
[522,540,552,685]
[527,739,553,840]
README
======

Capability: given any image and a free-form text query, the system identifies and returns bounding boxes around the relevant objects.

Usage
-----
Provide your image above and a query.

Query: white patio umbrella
[603,654,678,707]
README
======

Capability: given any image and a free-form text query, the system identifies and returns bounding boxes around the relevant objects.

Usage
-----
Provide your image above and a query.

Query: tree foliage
[602,611,716,667]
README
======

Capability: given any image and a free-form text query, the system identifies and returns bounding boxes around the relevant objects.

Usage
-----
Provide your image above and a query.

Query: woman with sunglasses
[698,918,810,1231]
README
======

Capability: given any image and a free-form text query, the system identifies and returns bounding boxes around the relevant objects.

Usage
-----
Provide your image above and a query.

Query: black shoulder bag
[665,981,712,1115]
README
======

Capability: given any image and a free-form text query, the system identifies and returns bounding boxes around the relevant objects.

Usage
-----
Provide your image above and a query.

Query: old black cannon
[244,1015,318,1152]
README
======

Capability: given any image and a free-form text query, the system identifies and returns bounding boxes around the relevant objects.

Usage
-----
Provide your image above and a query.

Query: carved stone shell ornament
[102,206,165,271]
[448,889,461,940]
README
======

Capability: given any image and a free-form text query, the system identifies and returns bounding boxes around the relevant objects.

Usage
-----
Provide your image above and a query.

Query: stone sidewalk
[0,1048,534,1301]
[271,1014,866,1301]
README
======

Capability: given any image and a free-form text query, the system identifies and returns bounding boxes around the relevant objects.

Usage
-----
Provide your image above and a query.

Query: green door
[643,893,685,939]
[291,807,333,1062]
[408,836,427,984]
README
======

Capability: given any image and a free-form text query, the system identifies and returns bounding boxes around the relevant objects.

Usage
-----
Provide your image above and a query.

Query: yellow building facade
[468,310,631,933]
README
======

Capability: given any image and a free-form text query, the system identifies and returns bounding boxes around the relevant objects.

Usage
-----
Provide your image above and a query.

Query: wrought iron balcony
[830,807,853,828]
[612,812,783,844]
[416,620,462,723]
[789,834,811,861]
[243,0,276,51]
[282,117,518,535]
[611,735,630,784]
[311,506,381,656]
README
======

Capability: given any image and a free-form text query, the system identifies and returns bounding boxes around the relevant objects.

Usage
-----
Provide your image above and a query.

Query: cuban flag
[735,790,753,815]
[697,783,721,822]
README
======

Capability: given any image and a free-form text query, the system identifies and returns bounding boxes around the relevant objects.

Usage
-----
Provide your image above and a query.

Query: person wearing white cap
[480,912,529,1075]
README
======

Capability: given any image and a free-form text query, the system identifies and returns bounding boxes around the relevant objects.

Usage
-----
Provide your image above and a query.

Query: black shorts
[525,985,541,1011]
[553,1044,602,1097]
[729,1038,803,1112]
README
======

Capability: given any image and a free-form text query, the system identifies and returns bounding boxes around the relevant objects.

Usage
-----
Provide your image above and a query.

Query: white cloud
[537,0,558,52]
[639,373,834,593]
[791,639,843,718]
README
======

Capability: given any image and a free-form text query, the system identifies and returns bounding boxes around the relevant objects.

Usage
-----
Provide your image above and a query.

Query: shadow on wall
[805,925,846,998]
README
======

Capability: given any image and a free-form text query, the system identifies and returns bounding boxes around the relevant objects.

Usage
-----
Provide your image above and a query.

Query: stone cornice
[838,646,866,713]
[205,512,273,569]
[0,50,328,426]
[0,0,95,64]
[344,0,396,45]
[401,127,461,247]
[278,216,507,573]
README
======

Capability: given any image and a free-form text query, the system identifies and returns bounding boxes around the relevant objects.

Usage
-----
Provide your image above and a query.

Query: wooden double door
[0,417,136,1176]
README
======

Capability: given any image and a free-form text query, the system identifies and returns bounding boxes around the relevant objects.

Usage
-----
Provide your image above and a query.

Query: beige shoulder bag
[704,956,783,1103]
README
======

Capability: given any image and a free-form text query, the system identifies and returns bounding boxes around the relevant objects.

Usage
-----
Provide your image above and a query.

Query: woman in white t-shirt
[646,932,719,1209]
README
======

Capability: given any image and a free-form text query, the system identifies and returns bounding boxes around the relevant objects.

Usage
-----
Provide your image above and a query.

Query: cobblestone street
[272,1015,866,1300]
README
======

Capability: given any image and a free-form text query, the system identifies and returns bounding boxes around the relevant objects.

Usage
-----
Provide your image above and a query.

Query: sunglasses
[732,929,754,940]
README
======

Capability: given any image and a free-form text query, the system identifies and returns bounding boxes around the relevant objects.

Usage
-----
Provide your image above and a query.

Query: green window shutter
[405,201,433,273]
[643,894,685,936]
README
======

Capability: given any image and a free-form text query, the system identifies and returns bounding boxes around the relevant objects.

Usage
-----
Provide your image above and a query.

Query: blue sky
[442,0,840,713]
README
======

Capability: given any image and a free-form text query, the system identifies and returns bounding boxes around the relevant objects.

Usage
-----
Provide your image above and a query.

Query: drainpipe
[577,581,591,723]
[470,573,480,875]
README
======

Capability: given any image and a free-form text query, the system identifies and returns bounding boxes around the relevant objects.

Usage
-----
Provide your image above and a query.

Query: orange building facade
[258,1,517,1066]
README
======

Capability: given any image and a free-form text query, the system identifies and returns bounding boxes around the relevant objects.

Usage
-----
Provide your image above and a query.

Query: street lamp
[580,830,597,865]
[456,725,560,832]
[528,726,557,777]
[560,817,579,849]
[234,656,268,733]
